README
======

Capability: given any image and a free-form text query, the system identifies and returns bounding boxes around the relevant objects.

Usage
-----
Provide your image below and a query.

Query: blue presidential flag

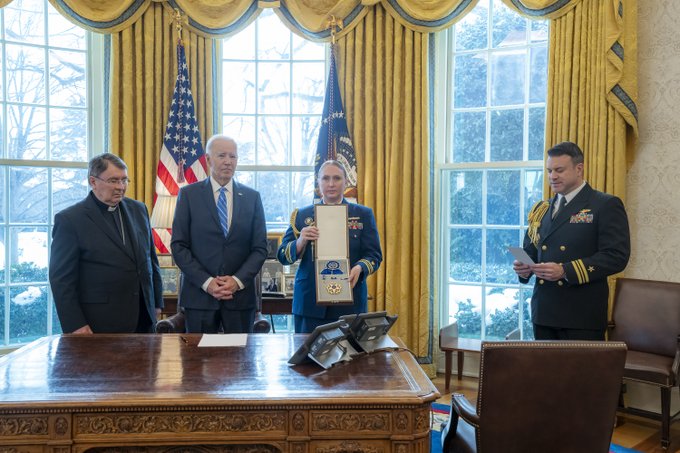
[314,47,358,201]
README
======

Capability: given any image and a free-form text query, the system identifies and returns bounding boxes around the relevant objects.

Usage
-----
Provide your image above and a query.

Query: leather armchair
[156,273,271,334]
[441,341,627,453]
[609,277,680,450]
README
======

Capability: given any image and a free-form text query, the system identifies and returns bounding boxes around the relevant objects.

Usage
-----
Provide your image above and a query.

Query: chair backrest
[475,341,626,453]
[610,277,680,357]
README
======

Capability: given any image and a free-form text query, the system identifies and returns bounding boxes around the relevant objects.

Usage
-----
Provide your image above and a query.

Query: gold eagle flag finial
[326,15,343,45]
[173,8,185,45]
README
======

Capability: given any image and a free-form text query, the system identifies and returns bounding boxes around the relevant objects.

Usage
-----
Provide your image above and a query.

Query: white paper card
[198,334,248,347]
[508,246,535,265]
[315,204,349,257]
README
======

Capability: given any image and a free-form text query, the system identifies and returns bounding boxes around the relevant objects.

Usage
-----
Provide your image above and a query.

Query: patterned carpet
[430,403,641,453]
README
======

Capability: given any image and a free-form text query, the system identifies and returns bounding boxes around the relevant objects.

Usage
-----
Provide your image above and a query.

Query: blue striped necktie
[217,187,229,236]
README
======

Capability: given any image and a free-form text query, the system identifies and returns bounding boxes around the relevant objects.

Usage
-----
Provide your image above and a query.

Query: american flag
[314,45,357,202]
[152,41,207,253]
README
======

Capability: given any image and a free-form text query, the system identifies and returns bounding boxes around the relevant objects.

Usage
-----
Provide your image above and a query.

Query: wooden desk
[0,334,438,452]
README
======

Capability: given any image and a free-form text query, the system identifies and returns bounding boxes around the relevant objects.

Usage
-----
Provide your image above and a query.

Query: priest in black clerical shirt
[49,153,163,334]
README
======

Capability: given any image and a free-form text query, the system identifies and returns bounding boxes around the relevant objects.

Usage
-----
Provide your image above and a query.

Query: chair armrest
[672,335,680,382]
[253,311,271,333]
[451,393,480,427]
[155,312,186,333]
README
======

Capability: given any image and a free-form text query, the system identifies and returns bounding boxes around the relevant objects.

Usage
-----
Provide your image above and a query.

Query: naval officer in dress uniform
[277,160,383,333]
[513,141,630,340]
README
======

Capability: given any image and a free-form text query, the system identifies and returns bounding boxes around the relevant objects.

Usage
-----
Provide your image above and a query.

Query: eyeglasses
[92,175,131,186]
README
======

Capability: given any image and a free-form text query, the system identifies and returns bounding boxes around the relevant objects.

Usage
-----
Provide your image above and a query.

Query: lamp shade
[150,195,177,228]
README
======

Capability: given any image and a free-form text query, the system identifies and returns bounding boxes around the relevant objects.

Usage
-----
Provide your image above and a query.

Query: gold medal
[326,283,342,295]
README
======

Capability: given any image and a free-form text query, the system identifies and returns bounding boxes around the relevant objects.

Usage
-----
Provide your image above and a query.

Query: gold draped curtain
[335,6,432,365]
[1,0,637,361]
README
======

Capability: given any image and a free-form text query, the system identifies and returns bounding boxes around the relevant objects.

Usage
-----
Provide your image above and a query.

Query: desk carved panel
[75,412,287,436]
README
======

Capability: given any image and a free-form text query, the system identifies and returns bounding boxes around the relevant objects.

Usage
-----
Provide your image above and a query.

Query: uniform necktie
[217,187,229,236]
[552,195,566,219]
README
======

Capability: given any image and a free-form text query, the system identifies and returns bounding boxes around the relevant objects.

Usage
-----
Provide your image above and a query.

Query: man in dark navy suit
[50,153,163,334]
[277,160,383,333]
[513,142,630,340]
[171,135,267,333]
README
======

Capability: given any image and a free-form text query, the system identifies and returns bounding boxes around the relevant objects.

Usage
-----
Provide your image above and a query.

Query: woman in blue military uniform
[277,160,383,333]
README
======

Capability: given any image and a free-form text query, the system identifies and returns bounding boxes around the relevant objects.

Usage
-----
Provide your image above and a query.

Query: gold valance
[41,0,479,38]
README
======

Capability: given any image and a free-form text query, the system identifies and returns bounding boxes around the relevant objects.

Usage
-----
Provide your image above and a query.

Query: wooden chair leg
[457,351,464,380]
[661,386,671,450]
[444,351,452,392]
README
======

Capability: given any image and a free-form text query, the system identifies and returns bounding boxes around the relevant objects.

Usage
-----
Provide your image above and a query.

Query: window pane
[530,46,548,103]
[0,169,5,222]
[521,287,534,339]
[49,108,87,161]
[453,53,487,108]
[258,62,290,114]
[53,168,88,216]
[528,107,545,160]
[291,62,324,114]
[4,0,45,45]
[492,0,527,48]
[222,62,256,115]
[0,227,5,281]
[223,116,256,165]
[292,34,324,60]
[450,284,482,338]
[523,169,544,224]
[8,104,47,160]
[490,108,523,161]
[49,49,86,107]
[258,116,289,165]
[491,50,525,106]
[487,170,519,225]
[291,171,314,208]
[0,289,4,341]
[257,10,291,60]
[221,13,323,230]
[51,299,62,335]
[10,284,48,344]
[223,22,255,60]
[443,0,547,340]
[485,286,519,339]
[9,227,48,282]
[259,172,288,223]
[6,44,46,104]
[453,111,485,163]
[10,167,48,223]
[291,116,320,166]
[485,229,517,284]
[455,4,488,51]
[450,228,482,282]
[236,171,253,187]
[48,6,86,50]
[531,19,549,43]
[450,171,482,225]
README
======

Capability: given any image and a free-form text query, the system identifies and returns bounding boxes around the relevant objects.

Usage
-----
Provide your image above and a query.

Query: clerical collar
[89,191,120,212]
